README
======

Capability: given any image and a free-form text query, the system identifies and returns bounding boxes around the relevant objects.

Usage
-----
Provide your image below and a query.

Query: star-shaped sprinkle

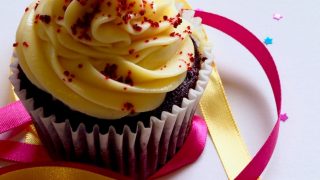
[264,37,273,45]
[280,113,289,122]
[273,13,283,21]
[195,8,204,12]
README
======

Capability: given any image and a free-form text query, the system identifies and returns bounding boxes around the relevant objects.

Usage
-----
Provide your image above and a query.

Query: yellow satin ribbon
[24,124,41,145]
[0,166,114,180]
[200,66,256,180]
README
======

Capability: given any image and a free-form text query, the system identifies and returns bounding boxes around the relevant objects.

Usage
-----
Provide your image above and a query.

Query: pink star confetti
[280,113,289,122]
[273,13,283,21]
[195,8,204,12]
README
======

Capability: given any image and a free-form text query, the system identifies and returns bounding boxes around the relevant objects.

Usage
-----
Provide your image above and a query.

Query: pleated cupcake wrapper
[10,48,213,179]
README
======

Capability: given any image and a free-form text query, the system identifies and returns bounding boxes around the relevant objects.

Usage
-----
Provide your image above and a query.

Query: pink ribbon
[0,140,51,163]
[0,11,282,179]
[0,101,31,134]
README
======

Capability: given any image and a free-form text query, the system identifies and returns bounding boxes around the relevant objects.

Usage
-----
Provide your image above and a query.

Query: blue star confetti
[264,37,273,45]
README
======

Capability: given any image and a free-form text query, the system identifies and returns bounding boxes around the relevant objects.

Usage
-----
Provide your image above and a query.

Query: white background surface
[1,0,320,179]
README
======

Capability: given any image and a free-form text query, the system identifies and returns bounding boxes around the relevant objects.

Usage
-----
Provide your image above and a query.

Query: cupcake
[10,0,213,179]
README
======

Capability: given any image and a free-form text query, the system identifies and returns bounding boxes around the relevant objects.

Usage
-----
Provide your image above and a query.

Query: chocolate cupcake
[10,0,213,179]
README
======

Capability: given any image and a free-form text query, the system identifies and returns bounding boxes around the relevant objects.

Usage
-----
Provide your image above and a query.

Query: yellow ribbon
[200,66,255,180]
[24,124,41,145]
[0,167,114,180]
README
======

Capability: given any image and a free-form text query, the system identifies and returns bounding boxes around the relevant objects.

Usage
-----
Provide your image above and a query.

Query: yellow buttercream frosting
[15,0,206,119]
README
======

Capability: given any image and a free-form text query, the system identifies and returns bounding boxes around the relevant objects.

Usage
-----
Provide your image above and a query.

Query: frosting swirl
[16,0,204,119]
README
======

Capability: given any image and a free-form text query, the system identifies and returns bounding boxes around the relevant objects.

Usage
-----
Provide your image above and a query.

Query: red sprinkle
[100,64,134,86]
[123,102,135,114]
[139,10,146,16]
[122,13,132,24]
[22,42,29,48]
[13,42,19,47]
[25,7,29,12]
[188,53,195,62]
[143,17,159,28]
[78,64,83,68]
[176,21,183,28]
[63,71,70,76]
[163,16,168,20]
[132,24,142,32]
[123,102,133,110]
[124,76,134,86]
[129,49,135,54]
[39,15,51,24]
[101,64,118,79]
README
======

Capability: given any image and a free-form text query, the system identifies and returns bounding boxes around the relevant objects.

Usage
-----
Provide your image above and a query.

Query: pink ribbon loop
[194,11,282,179]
